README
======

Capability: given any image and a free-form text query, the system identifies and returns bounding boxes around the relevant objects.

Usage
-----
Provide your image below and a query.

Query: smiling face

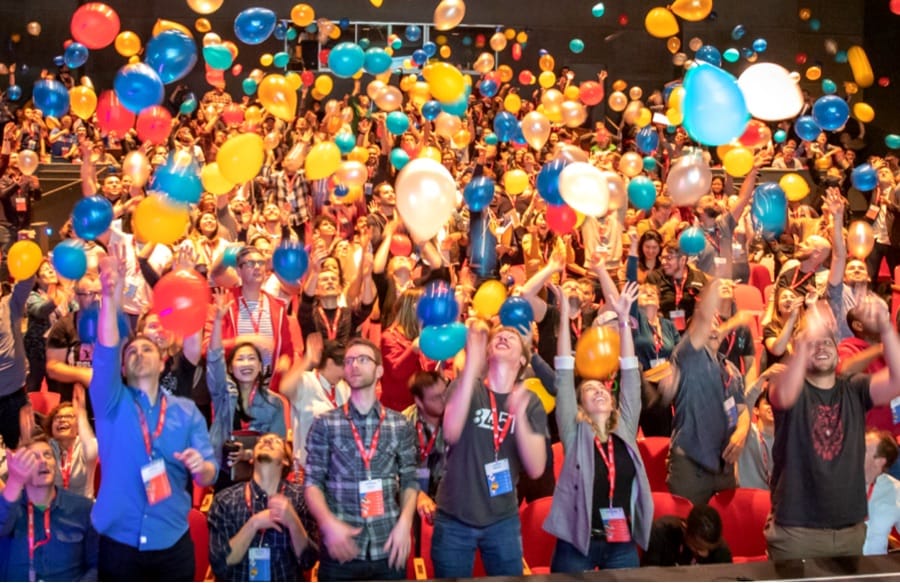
[638,284,660,310]
[580,380,614,418]
[488,327,528,369]
[37,261,58,287]
[230,345,262,385]
[198,213,218,237]
[806,337,838,375]
[844,259,869,286]
[777,288,798,316]
[253,433,290,472]
[51,405,77,441]
[140,313,174,351]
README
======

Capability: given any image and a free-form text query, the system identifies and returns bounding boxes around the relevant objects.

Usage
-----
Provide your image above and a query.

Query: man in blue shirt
[0,435,98,581]
[90,248,218,581]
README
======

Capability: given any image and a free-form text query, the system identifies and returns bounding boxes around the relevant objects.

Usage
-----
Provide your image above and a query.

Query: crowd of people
[2,38,900,582]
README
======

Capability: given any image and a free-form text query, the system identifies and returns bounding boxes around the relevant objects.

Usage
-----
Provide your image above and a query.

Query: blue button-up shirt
[89,344,217,551]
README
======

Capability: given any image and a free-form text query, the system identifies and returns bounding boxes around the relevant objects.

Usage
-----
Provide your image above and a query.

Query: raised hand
[611,281,639,320]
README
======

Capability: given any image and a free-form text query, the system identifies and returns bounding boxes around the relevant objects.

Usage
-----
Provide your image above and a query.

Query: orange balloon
[575,325,621,379]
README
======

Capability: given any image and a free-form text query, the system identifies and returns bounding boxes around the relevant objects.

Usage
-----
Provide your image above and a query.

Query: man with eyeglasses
[647,241,708,332]
[45,275,101,402]
[766,297,900,560]
[304,338,418,581]
[208,433,318,581]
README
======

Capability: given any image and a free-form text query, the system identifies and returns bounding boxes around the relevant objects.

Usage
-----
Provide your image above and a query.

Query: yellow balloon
[666,107,683,126]
[195,18,211,33]
[779,173,810,202]
[419,146,442,162]
[314,75,333,96]
[216,134,265,184]
[451,128,472,148]
[290,3,315,27]
[852,102,875,123]
[539,54,555,73]
[575,326,621,380]
[523,377,556,413]
[667,86,686,110]
[539,71,556,89]
[667,36,681,54]
[258,75,298,121]
[472,280,508,319]
[115,31,141,57]
[328,26,341,40]
[152,19,193,38]
[7,240,42,281]
[517,31,528,44]
[504,93,522,114]
[305,142,342,180]
[260,53,273,67]
[612,79,627,92]
[133,195,190,245]
[564,85,580,101]
[186,0,224,14]
[285,72,302,91]
[348,146,369,164]
[636,107,653,128]
[723,147,754,177]
[504,169,529,195]
[245,105,262,124]
[497,65,514,84]
[670,0,713,21]
[847,45,874,88]
[200,163,235,195]
[806,66,822,81]
[439,45,451,59]
[645,7,679,38]
[69,86,97,120]
[504,28,516,40]
[422,62,465,103]
[435,34,448,45]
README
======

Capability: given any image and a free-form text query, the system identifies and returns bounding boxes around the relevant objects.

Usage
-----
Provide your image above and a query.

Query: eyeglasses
[54,414,76,422]
[660,254,680,263]
[344,355,376,366]
[239,260,266,268]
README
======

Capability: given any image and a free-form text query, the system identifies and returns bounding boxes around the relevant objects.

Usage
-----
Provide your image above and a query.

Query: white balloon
[666,152,712,207]
[558,162,610,217]
[395,159,457,242]
[738,63,804,121]
[603,171,627,211]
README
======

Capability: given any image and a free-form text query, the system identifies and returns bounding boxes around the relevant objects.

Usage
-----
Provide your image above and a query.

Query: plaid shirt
[304,401,418,562]
[208,479,319,582]
[258,165,311,226]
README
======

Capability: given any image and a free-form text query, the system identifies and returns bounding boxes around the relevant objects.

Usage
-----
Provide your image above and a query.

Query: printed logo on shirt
[472,408,516,433]
[811,403,844,461]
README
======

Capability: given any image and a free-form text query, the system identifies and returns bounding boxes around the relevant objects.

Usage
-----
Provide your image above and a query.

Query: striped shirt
[236,296,275,368]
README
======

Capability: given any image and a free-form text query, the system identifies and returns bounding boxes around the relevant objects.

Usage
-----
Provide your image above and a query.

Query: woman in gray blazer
[543,278,654,572]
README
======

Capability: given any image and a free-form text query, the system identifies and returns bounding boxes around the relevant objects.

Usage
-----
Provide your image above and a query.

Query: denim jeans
[431,512,523,578]
[550,537,639,573]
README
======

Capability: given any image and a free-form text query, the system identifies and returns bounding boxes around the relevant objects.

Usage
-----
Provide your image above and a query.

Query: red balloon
[738,119,772,149]
[389,233,413,256]
[231,64,243,77]
[70,2,120,50]
[301,71,315,87]
[221,104,244,125]
[135,106,172,145]
[318,49,330,66]
[579,80,605,106]
[152,269,211,338]
[96,90,135,138]
[891,0,900,15]
[518,70,536,85]
[475,34,486,48]
[546,204,577,235]
[512,43,523,61]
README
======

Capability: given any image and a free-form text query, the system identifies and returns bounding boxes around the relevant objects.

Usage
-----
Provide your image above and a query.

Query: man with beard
[208,433,318,581]
[401,371,448,526]
[766,298,900,560]
[693,167,758,278]
[366,182,397,251]
[304,339,418,581]
[774,234,832,298]
[647,241,709,332]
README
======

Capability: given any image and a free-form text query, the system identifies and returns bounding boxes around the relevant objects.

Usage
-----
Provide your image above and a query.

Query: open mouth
[238,367,256,376]
[38,468,52,477]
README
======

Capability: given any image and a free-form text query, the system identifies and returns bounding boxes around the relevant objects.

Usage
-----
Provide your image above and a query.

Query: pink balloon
[96,90,135,137]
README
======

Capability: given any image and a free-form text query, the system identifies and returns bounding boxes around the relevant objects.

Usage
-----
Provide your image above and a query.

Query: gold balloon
[847,221,875,259]
[374,86,403,112]
[314,75,333,96]
[203,32,221,47]
[560,101,587,128]
[291,3,315,26]
[195,18,211,33]
[123,151,152,188]
[539,54,555,73]
[623,100,643,125]
[612,79,627,92]
[667,36,681,54]
[608,91,627,112]
[688,37,703,52]
[541,88,564,109]
[434,112,462,138]
[258,75,298,122]
[186,0,224,14]
[670,0,713,22]
[629,86,643,101]
[521,111,551,149]
[473,52,494,74]
[497,65,513,83]
[153,19,193,38]
[366,80,385,100]
[335,161,368,189]
[490,32,507,52]
[115,31,141,57]
[69,86,98,120]
[434,0,466,31]
[26,21,41,36]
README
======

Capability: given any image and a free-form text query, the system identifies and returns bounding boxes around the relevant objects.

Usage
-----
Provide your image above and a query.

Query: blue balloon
[423,42,437,57]
[51,240,88,281]
[741,48,755,60]
[412,49,428,66]
[334,184,349,197]
[390,148,410,170]
[180,94,198,115]
[328,42,365,78]
[469,212,497,279]
[679,226,706,256]
[794,116,821,142]
[72,196,113,240]
[272,243,309,282]
[78,306,131,344]
[464,177,495,211]
[114,63,164,114]
[234,7,277,45]
[628,176,657,211]
[812,95,849,131]
[695,45,722,67]
[731,25,746,40]
[821,78,837,95]
[752,38,767,53]
[385,111,409,135]
[751,182,787,235]
[421,100,441,121]
[636,126,659,154]
[64,42,89,69]
[420,323,466,361]
[682,63,748,146]
[338,18,350,29]
[499,296,535,334]
[53,55,65,67]
[363,47,391,75]
[274,21,287,41]
[462,36,472,47]
[417,281,459,327]
[479,78,498,98]
[773,129,787,143]
[32,79,70,118]
[7,85,22,101]
[242,78,258,95]
[145,30,198,84]
[203,44,233,70]
[335,131,356,154]
[151,152,202,205]
[493,111,518,142]
[405,25,422,42]
[273,52,289,68]
[536,158,567,205]
[851,163,878,192]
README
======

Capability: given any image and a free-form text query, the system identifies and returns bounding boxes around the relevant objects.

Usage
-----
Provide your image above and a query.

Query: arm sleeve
[88,344,125,417]
[303,417,330,490]
[529,353,557,397]
[206,495,235,581]
[396,416,420,494]
[553,357,578,450]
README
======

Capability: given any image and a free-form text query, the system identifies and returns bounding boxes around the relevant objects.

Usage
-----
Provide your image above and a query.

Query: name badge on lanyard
[669,309,686,332]
[248,547,272,582]
[484,458,512,497]
[359,479,385,518]
[723,396,738,430]
[140,459,172,505]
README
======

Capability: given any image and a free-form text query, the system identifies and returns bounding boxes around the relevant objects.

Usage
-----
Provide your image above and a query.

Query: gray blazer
[542,359,654,555]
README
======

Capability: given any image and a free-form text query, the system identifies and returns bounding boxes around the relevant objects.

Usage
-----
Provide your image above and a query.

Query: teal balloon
[441,94,468,116]
[179,94,197,115]
[386,111,409,135]
[723,48,740,63]
[328,42,365,78]
[358,38,370,50]
[751,182,787,235]
[286,28,298,41]
[145,30,198,83]
[628,176,657,211]
[151,151,202,205]
[642,156,657,171]
[591,2,605,17]
[885,134,900,150]
[569,38,584,54]
[773,129,786,143]
[114,63,164,114]
[234,7,276,45]
[203,45,233,70]
[484,133,498,146]
[242,78,258,95]
[682,64,749,146]
[363,47,391,75]
[390,148,410,170]
[679,226,706,256]
[420,323,466,361]
[821,78,837,94]
[222,243,242,268]
[273,52,290,68]
[334,131,355,154]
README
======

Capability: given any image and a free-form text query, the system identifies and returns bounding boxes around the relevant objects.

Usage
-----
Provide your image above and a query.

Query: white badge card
[650,358,666,368]
[140,458,172,505]
[248,547,271,582]
[599,507,631,543]
[723,396,738,430]
[359,479,385,519]
[484,458,513,497]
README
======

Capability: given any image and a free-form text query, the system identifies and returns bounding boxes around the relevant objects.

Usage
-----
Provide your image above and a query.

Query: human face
[102,176,122,199]
[416,380,448,420]
[317,270,341,297]
[253,238,273,258]
[642,238,660,263]
[141,314,174,351]
[864,433,885,483]
[263,204,281,222]
[230,346,262,384]
[27,442,57,488]
[711,177,724,194]
[37,262,58,287]
[580,380,614,417]
[377,184,396,206]
[806,337,838,374]
[238,252,266,284]
[253,433,287,466]
[199,213,218,237]
[660,250,684,277]
[75,280,101,310]
[52,406,77,440]
[755,396,774,426]
[123,337,163,381]
[488,328,527,367]
[561,280,584,310]
[844,260,869,286]
[637,286,659,309]
[316,220,337,238]
[777,289,798,316]
[343,345,381,390]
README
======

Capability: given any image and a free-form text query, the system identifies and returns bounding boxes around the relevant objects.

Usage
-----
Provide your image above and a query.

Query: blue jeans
[551,537,639,573]
[431,512,523,578]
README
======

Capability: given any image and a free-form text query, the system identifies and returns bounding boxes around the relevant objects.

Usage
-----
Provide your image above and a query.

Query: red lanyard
[60,443,75,489]
[317,372,338,407]
[240,297,266,335]
[867,481,876,501]
[135,395,167,458]
[594,436,617,506]
[28,502,51,581]
[789,269,813,292]
[416,420,438,462]
[673,277,687,307]
[651,324,663,356]
[343,402,386,474]
[488,390,514,459]
[244,482,286,544]
[317,306,342,340]
[571,313,583,340]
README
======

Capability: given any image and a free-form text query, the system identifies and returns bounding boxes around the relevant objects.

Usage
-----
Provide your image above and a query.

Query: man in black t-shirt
[647,242,708,333]
[767,297,900,560]
[46,275,99,402]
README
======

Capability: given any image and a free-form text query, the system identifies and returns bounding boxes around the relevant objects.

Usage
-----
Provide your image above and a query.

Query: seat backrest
[708,487,771,558]
[734,283,765,312]
[519,496,556,570]
[637,437,670,492]
[651,491,693,521]
[29,391,61,417]
[188,508,210,582]
[551,441,565,481]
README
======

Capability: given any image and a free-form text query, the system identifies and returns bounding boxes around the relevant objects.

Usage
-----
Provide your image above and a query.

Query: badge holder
[140,458,172,505]
[723,396,738,431]
[599,507,631,543]
[359,478,385,519]
[249,547,271,582]
[670,309,686,332]
[484,458,513,497]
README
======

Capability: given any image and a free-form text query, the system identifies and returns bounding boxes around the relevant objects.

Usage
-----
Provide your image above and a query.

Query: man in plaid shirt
[257,156,311,238]
[304,338,418,581]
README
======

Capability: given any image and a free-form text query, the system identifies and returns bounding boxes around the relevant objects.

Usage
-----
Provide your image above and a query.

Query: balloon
[851,164,877,192]
[670,0,713,21]
[794,116,821,142]
[395,158,457,243]
[886,134,900,150]
[72,196,113,240]
[774,129,787,143]
[334,131,355,155]
[524,377,555,413]
[374,86,402,111]
[520,111,551,150]
[328,42,364,78]
[51,240,88,281]
[434,0,465,31]
[493,111,519,142]
[504,93,522,114]
[418,281,459,327]
[179,93,198,115]
[499,296,534,334]
[578,81,604,106]
[678,226,706,256]
[423,62,465,104]
[305,142,341,180]
[7,240,43,281]
[234,7,276,45]
[853,102,875,123]
[272,242,309,282]
[666,152,712,206]
[645,7,679,38]
[779,173,810,202]
[390,148,410,170]
[33,80,70,119]
[723,147,754,177]
[628,176,657,211]
[682,64,749,146]
[67,85,95,121]
[490,32,507,52]
[545,204,577,235]
[77,306,130,344]
[122,151,152,188]
[152,269,211,337]
[472,280,507,319]
[739,120,772,149]
[504,169,529,195]
[203,44,233,70]
[70,2,120,50]
[559,162,610,217]
[151,151,203,205]
[847,45,873,88]
[811,95,850,131]
[153,19,193,38]
[199,163,234,195]
[145,30,197,84]
[636,126,659,154]
[221,103,244,125]
[384,233,411,257]
[7,85,21,101]
[420,323,466,361]
[751,182,788,235]
[133,194,190,245]
[363,47,391,75]
[135,106,172,144]
[464,176,495,211]
[188,0,224,14]
[113,63,164,113]
[291,3,315,26]
[695,45,722,67]
[569,38,585,54]
[608,91,627,112]
[14,150,37,178]
[847,221,875,259]
[214,133,264,185]
[95,89,134,137]
[26,21,41,36]
[619,152,644,178]
[560,101,588,128]
[64,42,89,69]
[575,326,620,380]
[737,63,804,121]
[258,75,297,121]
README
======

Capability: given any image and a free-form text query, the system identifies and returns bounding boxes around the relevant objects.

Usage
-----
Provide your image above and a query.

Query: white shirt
[863,473,900,555]
[109,229,172,316]
[284,370,350,466]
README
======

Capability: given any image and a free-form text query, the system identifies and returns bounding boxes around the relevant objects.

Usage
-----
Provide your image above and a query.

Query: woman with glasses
[42,386,98,498]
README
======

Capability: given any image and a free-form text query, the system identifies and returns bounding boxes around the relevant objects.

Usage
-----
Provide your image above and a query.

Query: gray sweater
[0,277,34,397]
